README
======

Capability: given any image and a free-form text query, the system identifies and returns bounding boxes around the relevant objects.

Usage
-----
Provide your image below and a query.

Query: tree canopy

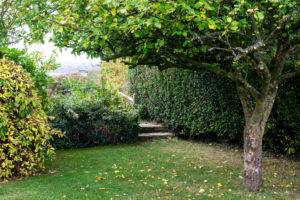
[26,0,299,103]
[0,0,30,46]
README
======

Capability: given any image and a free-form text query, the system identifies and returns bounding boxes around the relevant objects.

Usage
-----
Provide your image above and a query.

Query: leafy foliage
[264,76,300,155]
[0,47,59,109]
[26,0,299,67]
[48,78,139,149]
[0,1,26,46]
[130,66,300,155]
[100,60,129,93]
[0,58,62,182]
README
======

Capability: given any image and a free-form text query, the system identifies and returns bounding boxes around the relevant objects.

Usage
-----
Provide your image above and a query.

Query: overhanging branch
[173,55,261,100]
[102,49,135,61]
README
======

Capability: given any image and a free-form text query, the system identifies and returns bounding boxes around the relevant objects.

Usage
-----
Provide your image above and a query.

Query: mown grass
[0,138,299,200]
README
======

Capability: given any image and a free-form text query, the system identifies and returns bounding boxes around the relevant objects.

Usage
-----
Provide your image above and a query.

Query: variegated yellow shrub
[0,58,62,182]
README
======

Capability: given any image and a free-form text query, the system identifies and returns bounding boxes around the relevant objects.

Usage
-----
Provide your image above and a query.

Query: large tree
[0,0,31,46]
[27,0,299,190]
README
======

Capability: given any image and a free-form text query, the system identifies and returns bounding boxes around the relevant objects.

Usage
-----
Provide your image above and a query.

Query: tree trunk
[243,121,264,190]
[238,81,279,190]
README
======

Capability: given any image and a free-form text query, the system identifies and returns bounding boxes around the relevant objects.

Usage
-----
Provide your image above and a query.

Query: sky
[11,36,101,75]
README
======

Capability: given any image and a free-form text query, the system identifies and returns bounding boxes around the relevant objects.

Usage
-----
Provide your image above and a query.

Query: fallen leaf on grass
[96,176,105,180]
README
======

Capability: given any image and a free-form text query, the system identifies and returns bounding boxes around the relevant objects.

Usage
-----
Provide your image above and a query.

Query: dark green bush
[130,66,300,155]
[48,79,139,149]
[263,76,300,155]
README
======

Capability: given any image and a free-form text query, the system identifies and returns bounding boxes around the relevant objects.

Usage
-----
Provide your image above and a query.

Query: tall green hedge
[130,66,300,155]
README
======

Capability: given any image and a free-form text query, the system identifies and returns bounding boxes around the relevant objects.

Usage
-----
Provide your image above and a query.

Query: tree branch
[173,55,261,100]
[233,41,263,61]
[279,69,300,81]
[102,49,135,61]
[250,14,262,42]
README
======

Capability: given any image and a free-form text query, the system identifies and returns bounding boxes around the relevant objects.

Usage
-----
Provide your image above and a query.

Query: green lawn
[0,139,299,200]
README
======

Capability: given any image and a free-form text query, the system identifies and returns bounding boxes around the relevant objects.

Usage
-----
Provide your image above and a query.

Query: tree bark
[243,121,264,190]
[239,81,278,190]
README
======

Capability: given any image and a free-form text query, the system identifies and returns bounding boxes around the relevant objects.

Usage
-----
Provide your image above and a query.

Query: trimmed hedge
[130,66,300,155]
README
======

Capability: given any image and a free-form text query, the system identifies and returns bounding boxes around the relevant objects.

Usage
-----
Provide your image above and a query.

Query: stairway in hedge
[138,123,174,139]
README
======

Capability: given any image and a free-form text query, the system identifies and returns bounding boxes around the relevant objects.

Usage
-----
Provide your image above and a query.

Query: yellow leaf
[227,17,233,23]
[208,21,217,30]
[96,176,104,180]
[103,14,107,23]
[111,8,116,16]
[58,27,63,33]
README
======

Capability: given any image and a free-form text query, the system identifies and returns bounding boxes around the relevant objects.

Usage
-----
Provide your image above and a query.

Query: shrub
[0,58,62,182]
[48,78,139,149]
[0,47,59,109]
[129,66,300,155]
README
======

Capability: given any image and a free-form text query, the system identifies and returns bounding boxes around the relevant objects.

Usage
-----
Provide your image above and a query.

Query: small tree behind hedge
[0,58,62,182]
[100,60,129,93]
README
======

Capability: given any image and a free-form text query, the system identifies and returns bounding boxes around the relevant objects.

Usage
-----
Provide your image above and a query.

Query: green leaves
[226,17,233,23]
[198,24,205,31]
[201,45,207,53]
[0,58,62,182]
[154,21,162,29]
[208,20,217,30]
[230,21,239,31]
[178,24,185,31]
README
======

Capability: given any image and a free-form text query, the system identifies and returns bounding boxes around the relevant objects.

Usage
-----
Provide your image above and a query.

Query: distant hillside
[49,63,100,75]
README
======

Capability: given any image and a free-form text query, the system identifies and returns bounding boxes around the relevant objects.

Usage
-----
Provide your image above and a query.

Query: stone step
[139,123,169,133]
[138,132,174,137]
[138,132,174,140]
